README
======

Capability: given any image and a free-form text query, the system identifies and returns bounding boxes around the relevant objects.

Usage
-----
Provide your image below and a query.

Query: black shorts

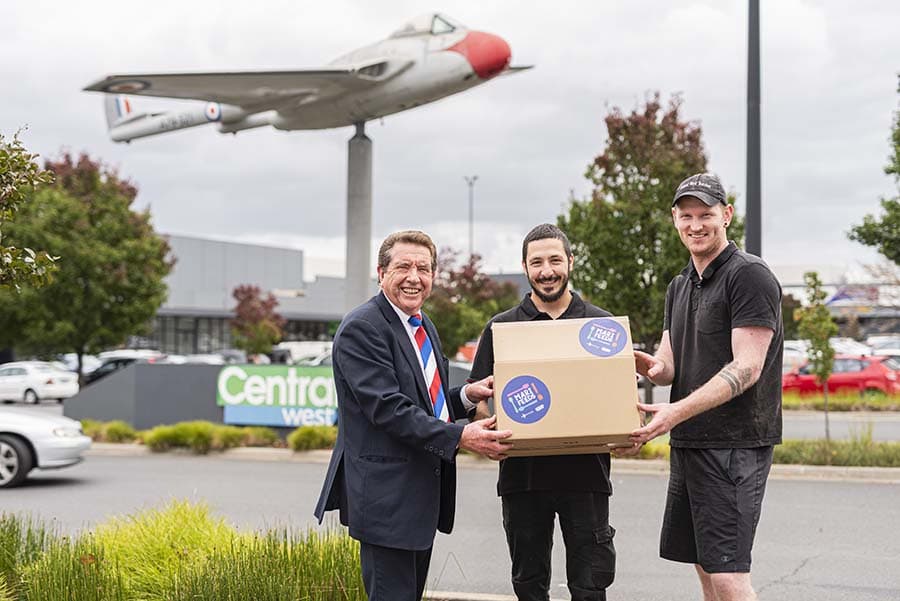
[660,446,773,573]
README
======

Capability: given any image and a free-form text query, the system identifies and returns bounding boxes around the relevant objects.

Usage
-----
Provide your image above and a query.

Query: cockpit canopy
[390,13,466,38]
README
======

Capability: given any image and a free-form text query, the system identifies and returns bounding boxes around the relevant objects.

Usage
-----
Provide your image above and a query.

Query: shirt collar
[382,291,418,328]
[520,291,585,320]
[683,241,738,283]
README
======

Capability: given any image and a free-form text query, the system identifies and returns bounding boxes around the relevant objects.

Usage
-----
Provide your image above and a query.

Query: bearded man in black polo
[465,223,617,601]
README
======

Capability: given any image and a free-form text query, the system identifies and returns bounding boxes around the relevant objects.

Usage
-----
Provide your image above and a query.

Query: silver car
[0,408,91,488]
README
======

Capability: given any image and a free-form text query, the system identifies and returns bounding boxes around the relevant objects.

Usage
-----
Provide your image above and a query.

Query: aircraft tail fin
[104,95,144,128]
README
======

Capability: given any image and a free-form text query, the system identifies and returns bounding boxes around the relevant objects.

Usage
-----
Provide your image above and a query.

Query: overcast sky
[3,0,898,283]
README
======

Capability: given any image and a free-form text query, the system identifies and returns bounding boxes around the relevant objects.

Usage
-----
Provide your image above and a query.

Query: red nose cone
[448,31,511,80]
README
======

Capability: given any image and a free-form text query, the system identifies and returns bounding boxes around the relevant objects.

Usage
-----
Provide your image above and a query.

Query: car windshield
[882,357,900,371]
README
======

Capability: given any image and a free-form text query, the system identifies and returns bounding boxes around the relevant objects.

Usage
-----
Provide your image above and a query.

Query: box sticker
[501,375,551,424]
[579,318,627,357]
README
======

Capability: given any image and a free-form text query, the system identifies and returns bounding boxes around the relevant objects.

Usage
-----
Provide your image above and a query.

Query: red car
[782,354,900,396]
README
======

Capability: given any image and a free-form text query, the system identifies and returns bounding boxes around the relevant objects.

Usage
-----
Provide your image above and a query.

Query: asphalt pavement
[3,444,899,601]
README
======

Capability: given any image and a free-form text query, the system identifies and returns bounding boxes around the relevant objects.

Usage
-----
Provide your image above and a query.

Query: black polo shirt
[469,292,614,496]
[664,241,784,448]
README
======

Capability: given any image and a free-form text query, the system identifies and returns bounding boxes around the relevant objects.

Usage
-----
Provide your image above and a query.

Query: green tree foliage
[0,153,173,377]
[781,293,802,340]
[848,76,900,264]
[424,249,520,355]
[0,132,56,290]
[230,285,285,357]
[559,93,745,353]
[796,271,838,443]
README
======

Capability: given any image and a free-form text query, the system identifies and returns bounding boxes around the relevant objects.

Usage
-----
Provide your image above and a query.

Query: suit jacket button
[433,467,440,476]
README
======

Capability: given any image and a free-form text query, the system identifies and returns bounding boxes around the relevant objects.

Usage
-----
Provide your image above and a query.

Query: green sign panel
[216,365,337,427]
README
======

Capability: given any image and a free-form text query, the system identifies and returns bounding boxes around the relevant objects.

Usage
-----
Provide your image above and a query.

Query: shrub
[774,427,900,467]
[288,426,338,452]
[103,421,138,443]
[19,537,125,601]
[240,426,280,447]
[211,425,246,451]
[143,422,215,454]
[91,500,235,600]
[169,528,363,601]
[0,513,53,595]
[79,419,103,440]
[782,391,900,411]
[639,440,670,460]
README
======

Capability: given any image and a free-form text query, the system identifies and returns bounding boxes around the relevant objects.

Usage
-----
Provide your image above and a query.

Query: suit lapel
[375,294,434,414]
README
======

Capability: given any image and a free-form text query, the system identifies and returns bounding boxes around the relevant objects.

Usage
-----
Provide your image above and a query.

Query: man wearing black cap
[631,173,783,601]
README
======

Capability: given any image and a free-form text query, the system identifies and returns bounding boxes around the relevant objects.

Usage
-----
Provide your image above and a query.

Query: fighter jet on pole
[84,13,530,309]
[84,13,529,140]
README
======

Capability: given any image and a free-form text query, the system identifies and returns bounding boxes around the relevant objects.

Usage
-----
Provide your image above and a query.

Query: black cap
[672,173,726,207]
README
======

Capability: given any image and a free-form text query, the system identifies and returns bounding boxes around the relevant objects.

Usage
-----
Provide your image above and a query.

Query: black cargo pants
[502,490,616,601]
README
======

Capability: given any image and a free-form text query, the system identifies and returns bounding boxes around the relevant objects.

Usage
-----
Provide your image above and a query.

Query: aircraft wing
[82,69,382,110]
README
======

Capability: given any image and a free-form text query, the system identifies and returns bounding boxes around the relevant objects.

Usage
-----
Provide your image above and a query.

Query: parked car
[0,362,80,404]
[782,354,900,396]
[57,353,102,375]
[84,350,167,385]
[0,407,91,488]
[83,357,142,385]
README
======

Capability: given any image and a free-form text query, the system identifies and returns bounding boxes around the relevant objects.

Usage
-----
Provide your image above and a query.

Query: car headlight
[52,427,83,438]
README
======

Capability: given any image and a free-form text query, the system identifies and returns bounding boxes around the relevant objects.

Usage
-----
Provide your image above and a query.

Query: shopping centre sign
[216,365,337,427]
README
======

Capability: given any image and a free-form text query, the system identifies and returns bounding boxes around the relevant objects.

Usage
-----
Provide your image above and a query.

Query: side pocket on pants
[592,525,616,590]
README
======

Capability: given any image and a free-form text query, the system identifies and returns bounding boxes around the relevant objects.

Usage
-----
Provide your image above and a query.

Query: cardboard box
[491,316,641,457]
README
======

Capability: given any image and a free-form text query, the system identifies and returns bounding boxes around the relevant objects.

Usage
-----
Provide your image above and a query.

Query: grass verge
[0,502,362,601]
[782,391,900,411]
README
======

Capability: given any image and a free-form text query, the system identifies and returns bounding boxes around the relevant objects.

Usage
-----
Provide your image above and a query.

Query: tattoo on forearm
[716,362,755,397]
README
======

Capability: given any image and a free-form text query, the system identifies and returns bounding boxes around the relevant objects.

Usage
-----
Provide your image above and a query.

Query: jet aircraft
[84,13,530,142]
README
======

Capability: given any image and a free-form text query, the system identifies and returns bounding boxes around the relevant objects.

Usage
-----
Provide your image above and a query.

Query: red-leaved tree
[230,285,286,357]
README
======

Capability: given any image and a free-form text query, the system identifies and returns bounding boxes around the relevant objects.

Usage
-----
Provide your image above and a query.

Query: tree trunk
[823,383,831,450]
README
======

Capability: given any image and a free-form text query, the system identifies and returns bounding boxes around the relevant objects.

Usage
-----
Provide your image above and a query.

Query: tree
[848,76,900,264]
[0,152,173,378]
[0,132,56,290]
[795,271,838,445]
[230,285,285,357]
[424,249,520,356]
[781,293,802,340]
[559,93,744,400]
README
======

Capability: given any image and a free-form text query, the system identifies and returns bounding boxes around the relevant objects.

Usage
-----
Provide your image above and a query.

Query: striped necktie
[408,313,449,422]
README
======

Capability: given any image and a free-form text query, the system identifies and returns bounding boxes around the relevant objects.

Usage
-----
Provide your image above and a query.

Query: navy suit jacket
[314,293,467,551]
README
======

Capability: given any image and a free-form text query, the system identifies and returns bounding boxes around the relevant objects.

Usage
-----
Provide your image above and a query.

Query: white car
[0,408,91,488]
[0,362,80,404]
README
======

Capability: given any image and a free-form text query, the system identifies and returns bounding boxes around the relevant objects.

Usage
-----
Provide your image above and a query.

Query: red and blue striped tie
[408,314,449,422]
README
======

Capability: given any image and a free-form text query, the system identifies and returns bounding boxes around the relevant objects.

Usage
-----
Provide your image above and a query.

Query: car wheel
[0,434,34,488]
[23,389,39,405]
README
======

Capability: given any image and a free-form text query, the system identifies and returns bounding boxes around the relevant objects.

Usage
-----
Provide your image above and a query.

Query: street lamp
[464,175,478,258]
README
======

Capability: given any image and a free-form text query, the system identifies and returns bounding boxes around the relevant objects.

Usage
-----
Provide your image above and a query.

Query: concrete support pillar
[345,121,373,312]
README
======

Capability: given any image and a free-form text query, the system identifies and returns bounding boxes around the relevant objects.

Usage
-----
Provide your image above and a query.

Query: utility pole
[464,175,479,258]
[746,0,762,256]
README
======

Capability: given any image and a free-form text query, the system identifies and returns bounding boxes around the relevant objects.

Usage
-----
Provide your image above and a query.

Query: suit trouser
[360,541,433,601]
[502,490,616,601]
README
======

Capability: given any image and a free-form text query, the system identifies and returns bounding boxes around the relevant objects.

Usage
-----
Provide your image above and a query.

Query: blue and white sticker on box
[579,318,628,357]
[501,375,551,424]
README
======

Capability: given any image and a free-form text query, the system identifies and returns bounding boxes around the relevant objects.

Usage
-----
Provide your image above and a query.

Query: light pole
[464,175,478,258]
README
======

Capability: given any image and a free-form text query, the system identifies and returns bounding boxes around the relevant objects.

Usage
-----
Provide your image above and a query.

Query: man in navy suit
[315,230,513,601]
